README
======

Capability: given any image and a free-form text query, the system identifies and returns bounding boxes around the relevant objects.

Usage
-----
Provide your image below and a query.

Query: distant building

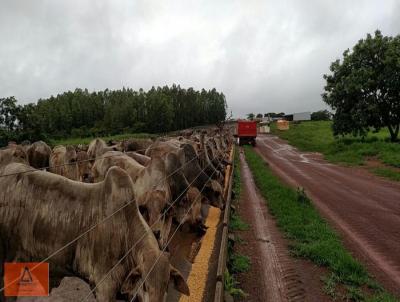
[284,112,311,121]
[259,117,271,133]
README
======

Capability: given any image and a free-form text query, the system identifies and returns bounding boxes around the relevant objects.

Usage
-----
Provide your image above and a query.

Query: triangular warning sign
[18,266,33,284]
[4,262,49,296]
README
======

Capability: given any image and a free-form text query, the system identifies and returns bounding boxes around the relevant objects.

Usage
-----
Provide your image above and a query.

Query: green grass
[229,213,249,231]
[244,146,398,301]
[232,147,242,199]
[271,121,400,169]
[229,148,248,233]
[49,132,156,147]
[225,147,252,299]
[224,271,247,298]
[230,254,251,273]
[372,168,400,182]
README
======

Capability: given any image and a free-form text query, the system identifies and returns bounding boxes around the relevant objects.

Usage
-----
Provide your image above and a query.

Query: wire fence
[0,143,228,297]
[129,158,221,302]
[82,152,224,301]
[0,139,208,179]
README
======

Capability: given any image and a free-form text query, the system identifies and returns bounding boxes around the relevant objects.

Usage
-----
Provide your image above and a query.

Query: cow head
[13,146,29,164]
[121,251,189,301]
[204,180,224,208]
[64,146,79,181]
[138,190,172,248]
[111,142,124,152]
[0,145,29,167]
[172,186,207,235]
[76,151,92,182]
[163,152,189,201]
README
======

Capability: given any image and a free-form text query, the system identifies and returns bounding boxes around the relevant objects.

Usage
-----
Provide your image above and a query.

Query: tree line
[246,110,331,121]
[246,112,286,120]
[0,85,227,147]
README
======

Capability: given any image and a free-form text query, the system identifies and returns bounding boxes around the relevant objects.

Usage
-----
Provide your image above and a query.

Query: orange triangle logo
[18,266,33,284]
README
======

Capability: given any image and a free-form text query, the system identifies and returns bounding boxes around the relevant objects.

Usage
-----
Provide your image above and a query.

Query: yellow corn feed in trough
[179,206,221,302]
[180,147,233,302]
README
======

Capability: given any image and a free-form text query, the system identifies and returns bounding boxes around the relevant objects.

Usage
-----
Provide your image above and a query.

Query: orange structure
[277,119,289,130]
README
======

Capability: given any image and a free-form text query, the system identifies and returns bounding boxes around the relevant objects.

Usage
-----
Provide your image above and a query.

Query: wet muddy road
[235,151,329,302]
[255,135,400,296]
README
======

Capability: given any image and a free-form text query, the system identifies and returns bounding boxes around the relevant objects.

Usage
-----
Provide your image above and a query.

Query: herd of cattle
[0,128,233,302]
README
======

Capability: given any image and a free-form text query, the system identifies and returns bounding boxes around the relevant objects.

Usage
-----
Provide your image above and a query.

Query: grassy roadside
[49,132,157,147]
[225,148,251,299]
[371,168,400,182]
[270,121,400,180]
[244,146,397,302]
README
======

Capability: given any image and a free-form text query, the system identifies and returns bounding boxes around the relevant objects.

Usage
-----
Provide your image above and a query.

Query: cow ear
[153,230,161,240]
[201,196,210,204]
[170,265,189,296]
[121,266,142,294]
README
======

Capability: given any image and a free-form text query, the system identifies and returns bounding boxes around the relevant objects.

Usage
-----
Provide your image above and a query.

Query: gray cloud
[1,0,399,117]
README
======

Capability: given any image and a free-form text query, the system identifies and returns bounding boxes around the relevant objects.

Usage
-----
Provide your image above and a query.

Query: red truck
[236,120,257,146]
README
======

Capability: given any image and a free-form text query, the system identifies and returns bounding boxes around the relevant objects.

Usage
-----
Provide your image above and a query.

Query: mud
[255,135,400,297]
[234,151,330,302]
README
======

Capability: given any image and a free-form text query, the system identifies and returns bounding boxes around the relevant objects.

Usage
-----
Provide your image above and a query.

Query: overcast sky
[1,0,399,117]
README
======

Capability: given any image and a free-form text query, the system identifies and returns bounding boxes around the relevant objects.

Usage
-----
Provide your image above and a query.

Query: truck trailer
[236,120,257,146]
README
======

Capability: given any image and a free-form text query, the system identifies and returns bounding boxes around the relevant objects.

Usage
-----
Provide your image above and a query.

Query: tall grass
[225,148,251,299]
[244,146,397,302]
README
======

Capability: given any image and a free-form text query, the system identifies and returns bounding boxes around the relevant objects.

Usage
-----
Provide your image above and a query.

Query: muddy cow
[147,140,224,209]
[122,138,153,154]
[0,164,189,301]
[180,143,224,209]
[206,137,226,173]
[92,151,173,248]
[146,142,208,232]
[49,145,79,181]
[77,150,92,182]
[87,138,122,161]
[125,151,151,166]
[0,145,29,167]
[26,141,52,169]
[213,136,229,164]
[171,182,206,235]
[163,151,206,234]
[177,137,201,153]
[198,133,223,183]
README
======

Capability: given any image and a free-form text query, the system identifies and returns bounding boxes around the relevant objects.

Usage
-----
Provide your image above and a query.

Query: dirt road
[255,135,400,296]
[235,151,330,302]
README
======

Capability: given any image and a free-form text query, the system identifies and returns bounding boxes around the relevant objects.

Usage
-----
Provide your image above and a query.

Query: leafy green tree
[146,90,173,133]
[0,97,19,132]
[0,97,21,145]
[323,30,400,141]
[256,113,263,119]
[265,112,285,118]
[311,110,331,121]
[247,113,255,120]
